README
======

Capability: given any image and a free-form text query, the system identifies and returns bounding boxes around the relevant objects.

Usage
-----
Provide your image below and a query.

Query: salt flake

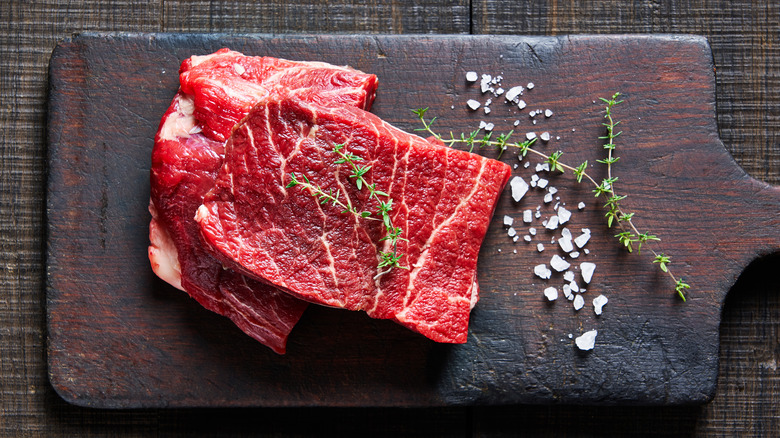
[534,264,552,279]
[467,99,481,110]
[575,330,598,351]
[573,294,584,311]
[503,215,514,227]
[550,254,570,272]
[465,71,478,82]
[544,287,558,301]
[593,294,608,315]
[580,262,596,283]
[510,176,529,202]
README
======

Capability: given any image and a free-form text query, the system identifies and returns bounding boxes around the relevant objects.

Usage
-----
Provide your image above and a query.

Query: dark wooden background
[1,1,778,436]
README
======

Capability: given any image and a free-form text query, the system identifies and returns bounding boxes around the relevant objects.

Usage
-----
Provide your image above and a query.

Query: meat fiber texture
[149,49,379,354]
[196,97,512,343]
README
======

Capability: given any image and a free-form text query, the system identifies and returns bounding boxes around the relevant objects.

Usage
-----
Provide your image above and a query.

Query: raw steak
[149,50,379,353]
[196,96,512,343]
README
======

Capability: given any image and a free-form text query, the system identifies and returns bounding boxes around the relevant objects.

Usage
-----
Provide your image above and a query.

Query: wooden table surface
[1,1,778,436]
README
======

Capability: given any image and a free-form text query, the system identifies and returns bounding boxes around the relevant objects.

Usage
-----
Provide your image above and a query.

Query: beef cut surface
[149,49,379,353]
[196,97,512,343]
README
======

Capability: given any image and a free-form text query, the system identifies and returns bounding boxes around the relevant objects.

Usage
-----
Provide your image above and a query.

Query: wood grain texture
[1,0,778,436]
[46,33,780,409]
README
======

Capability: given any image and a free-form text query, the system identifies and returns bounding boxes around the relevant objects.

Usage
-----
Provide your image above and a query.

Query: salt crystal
[570,251,580,258]
[568,333,573,339]
[584,249,590,255]
[570,281,579,293]
[526,132,537,140]
[484,107,491,114]
[480,81,491,93]
[513,120,520,126]
[573,294,584,310]
[558,236,574,253]
[529,110,537,117]
[513,163,518,169]
[495,88,504,96]
[556,136,561,140]
[575,330,597,351]
[508,227,517,237]
[528,227,537,236]
[578,201,586,210]
[533,120,537,125]
[505,86,524,101]
[465,71,478,82]
[524,235,532,242]
[485,98,492,106]
[580,262,596,283]
[537,243,545,252]
[535,210,541,218]
[510,176,529,202]
[498,248,502,252]
[527,82,535,89]
[538,162,550,172]
[550,254,570,272]
[557,207,571,224]
[593,295,608,315]
[513,235,519,242]
[538,178,549,189]
[524,161,530,168]
[544,287,558,301]
[548,187,558,195]
[467,99,481,110]
[545,215,559,230]
[574,229,591,248]
[503,215,514,226]
[544,109,553,118]
[513,249,517,254]
[563,271,575,282]
[518,100,527,109]
[540,132,551,142]
[479,121,487,129]
[563,284,573,300]
[485,122,495,131]
[543,193,553,204]
[523,210,533,223]
[534,264,552,279]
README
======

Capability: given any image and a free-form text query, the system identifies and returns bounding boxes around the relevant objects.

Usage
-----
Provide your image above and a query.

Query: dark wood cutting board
[46,33,780,408]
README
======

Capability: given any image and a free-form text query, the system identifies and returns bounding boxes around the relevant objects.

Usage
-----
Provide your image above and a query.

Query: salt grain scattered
[544,287,558,301]
[544,109,553,118]
[545,215,559,230]
[538,178,549,189]
[510,176,529,202]
[563,271,575,282]
[484,107,491,114]
[537,243,545,252]
[535,210,541,218]
[526,132,537,140]
[485,122,495,131]
[543,193,553,204]
[523,210,533,223]
[513,120,520,126]
[578,201,586,210]
[503,215,514,227]
[570,251,580,258]
[467,99,481,110]
[550,254,570,272]
[534,264,552,279]
[540,132,551,142]
[593,295,608,315]
[465,71,478,82]
[558,236,574,253]
[507,227,517,238]
[580,262,596,283]
[524,235,532,242]
[527,82,535,89]
[573,294,584,311]
[574,229,591,248]
[528,227,537,236]
[518,100,527,110]
[562,284,573,300]
[575,330,597,351]
[570,281,579,293]
[557,207,571,224]
[513,235,519,242]
[505,86,524,101]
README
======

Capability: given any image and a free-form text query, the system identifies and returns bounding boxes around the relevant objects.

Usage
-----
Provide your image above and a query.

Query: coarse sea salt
[537,243,545,252]
[505,86,524,101]
[503,215,514,226]
[574,229,591,248]
[534,264,552,279]
[544,287,558,301]
[557,206,571,224]
[559,236,574,253]
[508,227,517,237]
[593,294,608,315]
[467,99,481,110]
[550,254,570,272]
[528,227,537,236]
[575,330,597,351]
[562,284,573,300]
[510,176,529,202]
[545,215,559,230]
[526,132,537,140]
[518,99,527,109]
[544,109,553,118]
[573,294,584,311]
[524,235,532,242]
[543,192,553,204]
[580,262,596,283]
[465,71,478,82]
[523,210,533,223]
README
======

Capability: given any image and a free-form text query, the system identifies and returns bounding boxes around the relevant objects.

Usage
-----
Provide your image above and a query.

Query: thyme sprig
[413,93,689,301]
[286,144,408,277]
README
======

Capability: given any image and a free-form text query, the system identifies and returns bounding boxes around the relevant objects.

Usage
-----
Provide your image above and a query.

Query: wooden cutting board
[46,33,780,408]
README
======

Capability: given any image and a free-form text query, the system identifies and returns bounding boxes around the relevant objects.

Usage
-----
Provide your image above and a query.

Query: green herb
[413,93,689,301]
[286,144,408,278]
